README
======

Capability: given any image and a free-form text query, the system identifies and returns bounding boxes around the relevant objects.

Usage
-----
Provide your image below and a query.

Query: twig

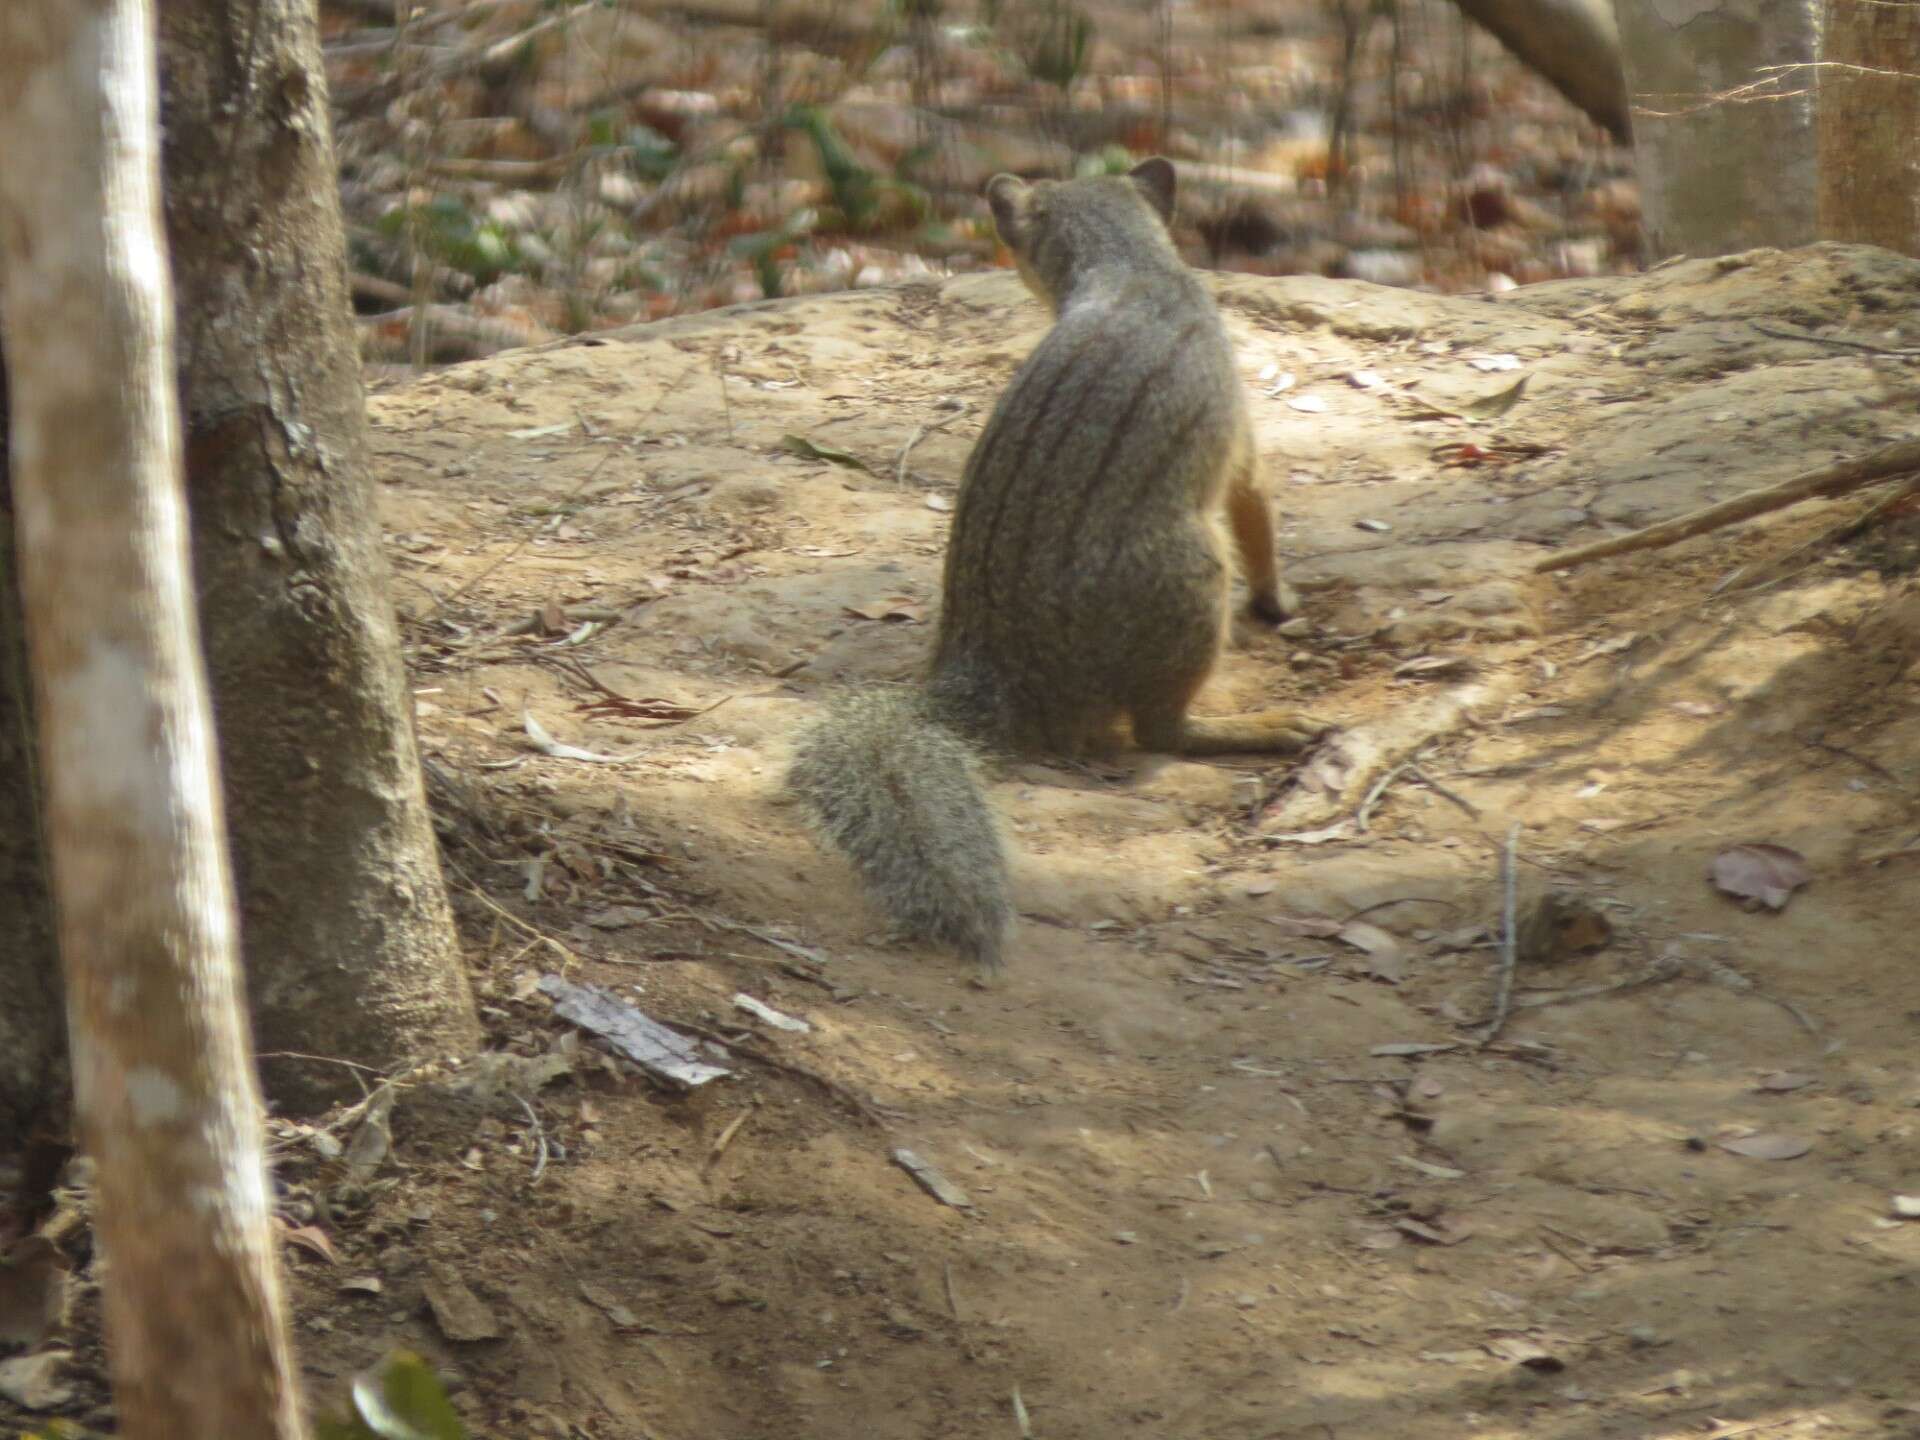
[669,1017,885,1125]
[1502,960,1680,1014]
[943,1262,963,1321]
[1406,764,1482,819]
[703,1108,751,1172]
[1536,1227,1596,1274]
[1750,321,1920,358]
[1534,435,1920,573]
[1476,822,1521,1049]
[1713,474,1920,597]
[444,856,579,967]
[350,270,415,307]
[256,1051,391,1077]
[894,404,967,486]
[425,154,577,185]
[1355,762,1409,832]
[359,302,540,362]
[1861,843,1920,864]
[514,1094,550,1184]
[422,364,689,622]
[1345,896,1459,923]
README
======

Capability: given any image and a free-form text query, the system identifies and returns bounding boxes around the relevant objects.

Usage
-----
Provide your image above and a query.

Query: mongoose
[788,158,1330,975]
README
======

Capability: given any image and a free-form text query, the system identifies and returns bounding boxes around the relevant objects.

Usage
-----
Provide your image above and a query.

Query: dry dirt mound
[255,243,1920,1438]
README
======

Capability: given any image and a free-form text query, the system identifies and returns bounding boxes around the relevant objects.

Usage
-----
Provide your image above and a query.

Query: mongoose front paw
[1248,582,1302,625]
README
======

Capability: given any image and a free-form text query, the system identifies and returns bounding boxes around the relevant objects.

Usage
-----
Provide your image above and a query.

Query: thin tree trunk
[156,0,480,1107]
[1448,0,1631,142]
[1818,0,1920,254]
[0,356,66,1148]
[1614,0,1820,258]
[0,4,307,1436]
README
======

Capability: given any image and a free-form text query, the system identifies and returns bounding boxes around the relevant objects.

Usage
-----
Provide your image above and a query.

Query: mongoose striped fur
[788,158,1331,976]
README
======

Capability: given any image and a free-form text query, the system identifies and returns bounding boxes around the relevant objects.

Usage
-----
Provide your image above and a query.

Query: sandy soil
[42,242,1920,1440]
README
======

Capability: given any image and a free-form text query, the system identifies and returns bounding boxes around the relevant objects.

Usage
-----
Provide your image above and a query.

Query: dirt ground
[28,242,1920,1439]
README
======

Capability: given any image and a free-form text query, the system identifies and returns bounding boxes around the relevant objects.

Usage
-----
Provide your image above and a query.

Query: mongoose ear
[986,173,1033,247]
[1127,157,1177,224]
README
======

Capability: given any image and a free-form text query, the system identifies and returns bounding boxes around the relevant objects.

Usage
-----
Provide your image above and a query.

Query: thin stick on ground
[1533,435,1920,573]
[1477,822,1522,1049]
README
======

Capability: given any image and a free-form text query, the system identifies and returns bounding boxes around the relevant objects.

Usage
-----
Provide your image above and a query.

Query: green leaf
[318,1351,466,1440]
[1462,374,1530,419]
[780,435,870,472]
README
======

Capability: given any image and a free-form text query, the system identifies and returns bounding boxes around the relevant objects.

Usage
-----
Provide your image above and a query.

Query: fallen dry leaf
[1709,843,1811,911]
[1337,919,1406,982]
[843,598,926,623]
[280,1221,340,1265]
[1718,1132,1812,1161]
[1483,1334,1563,1370]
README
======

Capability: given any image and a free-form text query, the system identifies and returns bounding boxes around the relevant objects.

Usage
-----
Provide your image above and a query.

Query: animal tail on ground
[786,688,1012,976]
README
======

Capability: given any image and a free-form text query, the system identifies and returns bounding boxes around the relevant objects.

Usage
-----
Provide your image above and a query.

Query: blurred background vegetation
[324,0,1640,366]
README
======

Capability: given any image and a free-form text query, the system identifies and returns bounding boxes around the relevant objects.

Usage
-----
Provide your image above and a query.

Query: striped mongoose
[788,158,1331,975]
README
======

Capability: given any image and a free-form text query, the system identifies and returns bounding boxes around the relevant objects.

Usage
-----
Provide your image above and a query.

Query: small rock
[424,1263,505,1343]
[1131,759,1237,808]
[0,1350,73,1411]
[705,474,785,515]
[1339,249,1422,287]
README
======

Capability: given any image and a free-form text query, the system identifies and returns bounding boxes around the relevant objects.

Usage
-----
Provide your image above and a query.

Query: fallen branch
[1261,677,1521,834]
[356,303,550,362]
[1533,435,1920,574]
[1476,823,1522,1050]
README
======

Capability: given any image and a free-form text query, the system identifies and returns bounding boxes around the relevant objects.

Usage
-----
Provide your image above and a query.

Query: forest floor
[274,240,1920,1439]
[322,0,1637,362]
[12,246,1920,1440]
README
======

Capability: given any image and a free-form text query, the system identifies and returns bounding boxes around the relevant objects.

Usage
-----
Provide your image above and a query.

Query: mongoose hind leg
[1224,441,1301,623]
[1127,661,1334,757]
[1165,709,1334,755]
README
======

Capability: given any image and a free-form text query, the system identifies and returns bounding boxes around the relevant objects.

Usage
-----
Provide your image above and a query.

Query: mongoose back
[788,158,1329,976]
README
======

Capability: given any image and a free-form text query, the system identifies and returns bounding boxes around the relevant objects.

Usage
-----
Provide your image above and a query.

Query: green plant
[1075,144,1136,178]
[1017,0,1093,91]
[782,105,881,230]
[377,197,517,285]
[18,1356,464,1440]
[317,1351,466,1440]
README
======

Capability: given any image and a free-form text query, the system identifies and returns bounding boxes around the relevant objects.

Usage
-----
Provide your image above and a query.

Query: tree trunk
[1614,0,1820,258]
[155,0,480,1107]
[0,4,307,1436]
[1448,0,1632,143]
[0,356,66,1148]
[1817,0,1920,254]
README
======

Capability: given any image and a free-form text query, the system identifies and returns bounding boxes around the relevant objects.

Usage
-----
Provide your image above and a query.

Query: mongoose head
[984,158,1179,311]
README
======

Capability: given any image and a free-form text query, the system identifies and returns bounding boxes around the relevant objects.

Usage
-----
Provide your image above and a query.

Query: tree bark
[1817,0,1920,254]
[1614,0,1820,258]
[1448,0,1632,143]
[156,0,480,1106]
[0,357,67,1147]
[0,3,307,1436]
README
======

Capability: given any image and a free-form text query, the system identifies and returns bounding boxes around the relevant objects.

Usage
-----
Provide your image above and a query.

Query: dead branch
[356,303,550,362]
[1533,435,1920,574]
[1476,823,1521,1049]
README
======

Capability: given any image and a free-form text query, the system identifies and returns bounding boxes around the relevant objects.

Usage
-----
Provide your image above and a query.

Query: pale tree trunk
[155,0,480,1108]
[1448,0,1632,142]
[1818,0,1920,253]
[1615,0,1821,258]
[0,3,307,1438]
